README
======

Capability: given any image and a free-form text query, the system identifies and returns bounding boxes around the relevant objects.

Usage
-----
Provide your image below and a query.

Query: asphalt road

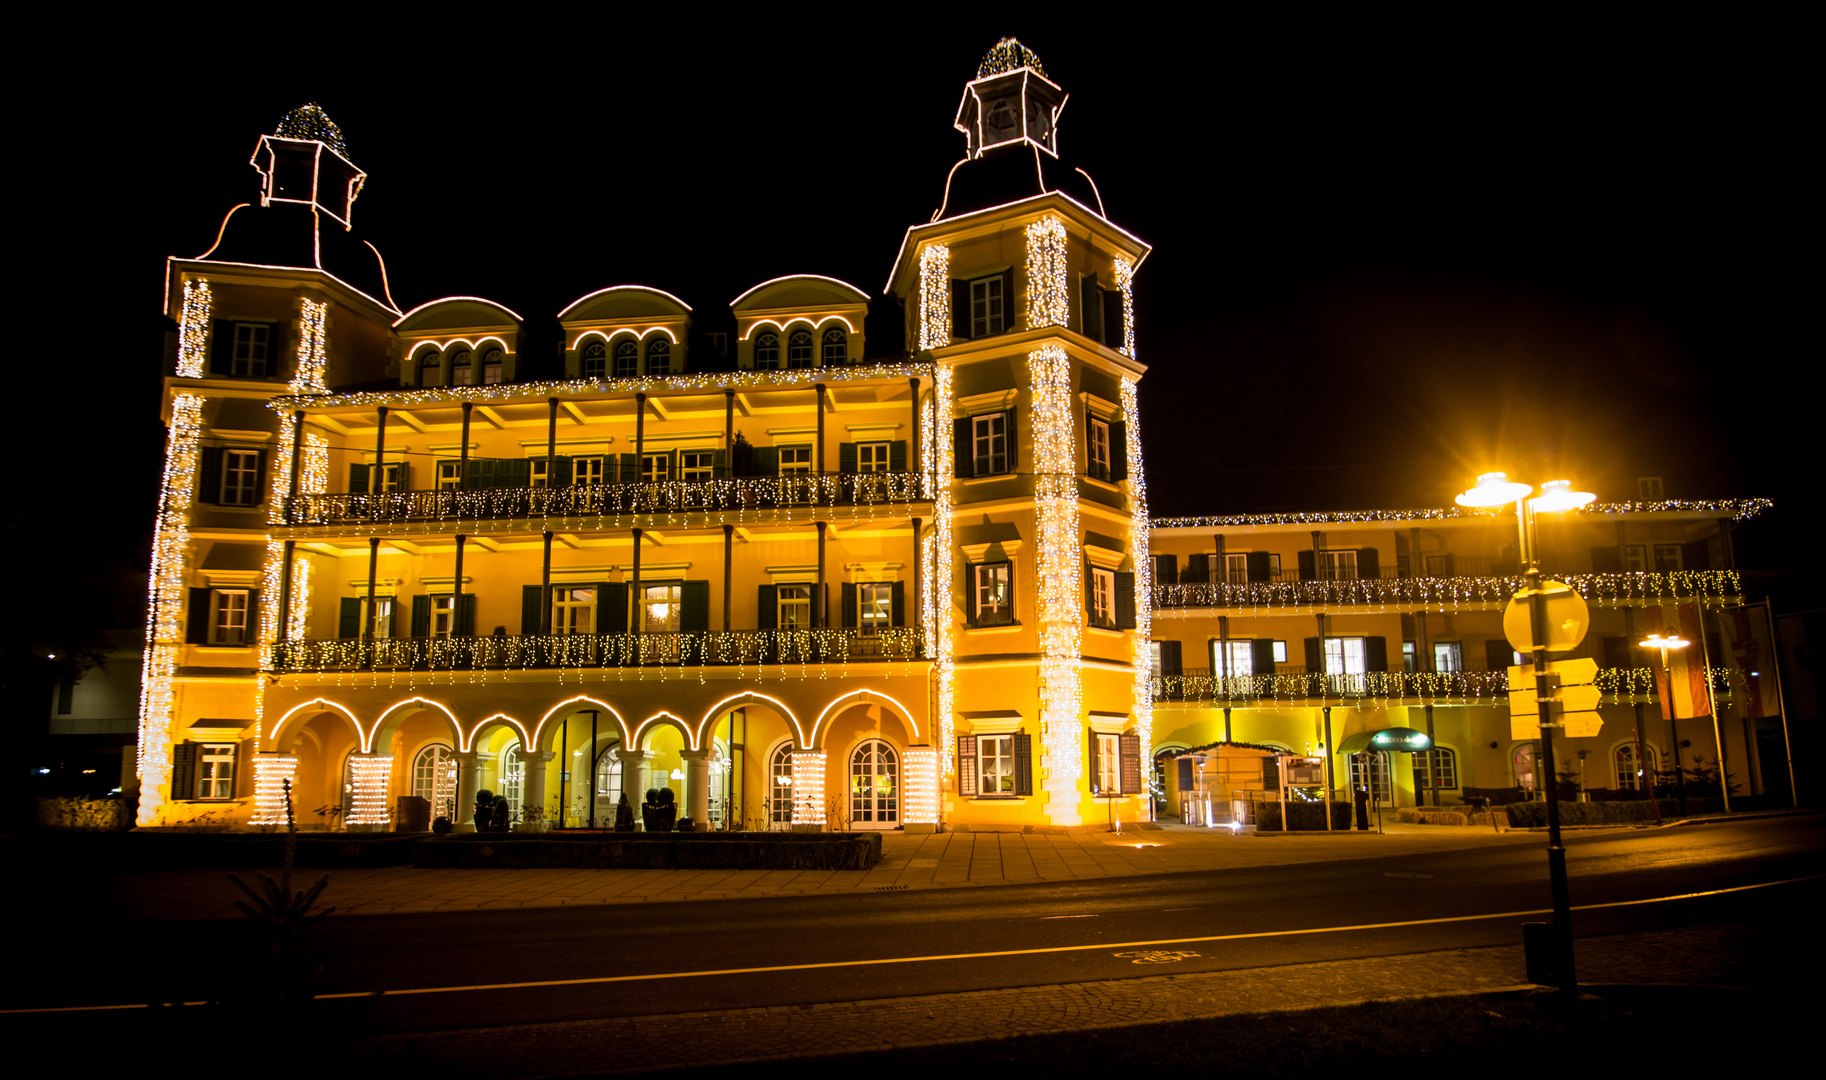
[10,815,1822,1029]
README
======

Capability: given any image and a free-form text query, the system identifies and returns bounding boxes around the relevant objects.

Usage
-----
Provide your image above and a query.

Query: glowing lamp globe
[1533,480,1597,512]
[1456,473,1534,508]
[1639,633,1689,651]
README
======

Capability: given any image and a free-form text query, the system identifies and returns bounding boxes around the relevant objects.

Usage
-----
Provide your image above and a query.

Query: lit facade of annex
[137,47,1163,834]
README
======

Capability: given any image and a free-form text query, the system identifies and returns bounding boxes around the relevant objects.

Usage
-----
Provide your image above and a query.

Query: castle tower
[888,40,1154,827]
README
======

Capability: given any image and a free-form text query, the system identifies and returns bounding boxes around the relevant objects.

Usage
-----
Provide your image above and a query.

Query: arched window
[850,739,899,827]
[1511,742,1539,792]
[646,338,670,376]
[593,743,623,825]
[1414,747,1458,790]
[614,340,639,378]
[821,327,847,366]
[500,740,525,818]
[450,349,474,387]
[581,341,607,379]
[769,743,794,829]
[787,330,814,368]
[481,349,504,385]
[418,349,443,387]
[755,331,780,370]
[412,743,458,821]
[1614,743,1657,790]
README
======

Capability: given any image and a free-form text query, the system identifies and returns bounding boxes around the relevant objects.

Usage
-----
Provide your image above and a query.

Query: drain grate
[874,884,910,891]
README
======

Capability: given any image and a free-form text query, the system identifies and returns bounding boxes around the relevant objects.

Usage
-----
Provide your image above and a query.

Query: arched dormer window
[646,338,671,376]
[787,329,814,369]
[481,349,504,385]
[822,327,847,366]
[755,332,780,369]
[450,349,474,387]
[581,341,607,379]
[613,340,639,378]
[418,349,443,387]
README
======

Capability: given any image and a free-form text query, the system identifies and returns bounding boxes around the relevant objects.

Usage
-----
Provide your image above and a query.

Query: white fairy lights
[902,745,940,825]
[137,392,204,825]
[1025,216,1069,329]
[1030,346,1083,787]
[344,755,394,826]
[292,298,328,394]
[176,279,211,378]
[1122,378,1152,756]
[1152,498,1773,529]
[790,750,827,827]
[302,431,328,495]
[1153,569,1743,612]
[250,755,298,825]
[931,364,956,785]
[1112,256,1136,358]
[918,245,951,351]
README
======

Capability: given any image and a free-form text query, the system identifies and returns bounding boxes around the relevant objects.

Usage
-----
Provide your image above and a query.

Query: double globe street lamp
[1457,472,1595,992]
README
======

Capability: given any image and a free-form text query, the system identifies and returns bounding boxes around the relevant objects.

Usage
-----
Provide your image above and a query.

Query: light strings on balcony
[1151,570,1743,613]
[1152,498,1773,529]
[1151,664,1734,707]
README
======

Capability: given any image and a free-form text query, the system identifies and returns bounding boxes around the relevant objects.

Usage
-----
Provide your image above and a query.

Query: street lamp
[1457,472,1594,992]
[1640,631,1691,817]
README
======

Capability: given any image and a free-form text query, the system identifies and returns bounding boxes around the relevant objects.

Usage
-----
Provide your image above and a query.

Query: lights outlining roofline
[1151,498,1775,529]
[166,257,399,318]
[556,284,694,320]
[887,189,1151,294]
[729,274,871,307]
[393,295,526,327]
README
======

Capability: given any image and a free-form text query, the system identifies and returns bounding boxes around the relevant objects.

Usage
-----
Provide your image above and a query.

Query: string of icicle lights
[1122,377,1152,757]
[1149,664,1738,706]
[137,392,203,825]
[1152,498,1774,528]
[1151,570,1743,612]
[1030,345,1082,789]
[268,361,938,411]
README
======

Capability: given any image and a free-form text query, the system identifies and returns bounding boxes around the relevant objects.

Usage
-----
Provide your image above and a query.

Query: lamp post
[1457,472,1594,992]
[1640,631,1690,817]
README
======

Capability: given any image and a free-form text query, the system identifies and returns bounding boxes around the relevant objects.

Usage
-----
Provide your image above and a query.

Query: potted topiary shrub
[615,791,636,832]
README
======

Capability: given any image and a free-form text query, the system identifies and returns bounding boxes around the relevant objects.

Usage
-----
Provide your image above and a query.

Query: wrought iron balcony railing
[271,627,928,673]
[281,472,928,526]
[1152,570,1741,610]
[1151,664,1737,704]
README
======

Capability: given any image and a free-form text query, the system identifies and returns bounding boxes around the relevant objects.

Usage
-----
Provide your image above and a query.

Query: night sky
[16,19,1810,637]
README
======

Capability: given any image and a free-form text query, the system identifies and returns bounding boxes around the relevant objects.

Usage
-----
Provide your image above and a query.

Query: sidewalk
[107,819,1543,921]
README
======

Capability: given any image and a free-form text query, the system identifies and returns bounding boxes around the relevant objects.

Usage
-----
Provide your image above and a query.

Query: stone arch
[465,712,533,754]
[269,697,363,753]
[631,710,696,752]
[369,696,463,755]
[808,688,919,750]
[530,695,630,754]
[697,690,806,748]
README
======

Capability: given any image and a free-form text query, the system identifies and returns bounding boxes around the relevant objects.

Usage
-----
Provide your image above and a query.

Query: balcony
[270,627,929,674]
[280,472,929,527]
[1151,664,1736,705]
[1152,570,1741,611]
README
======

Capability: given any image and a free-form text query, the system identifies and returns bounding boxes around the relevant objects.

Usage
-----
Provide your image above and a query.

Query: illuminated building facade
[1146,497,1789,815]
[138,46,1159,832]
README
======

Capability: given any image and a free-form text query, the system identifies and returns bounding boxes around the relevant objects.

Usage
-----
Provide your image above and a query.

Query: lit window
[769,744,794,826]
[1512,743,1539,792]
[1212,639,1253,677]
[971,413,1008,475]
[221,449,261,505]
[1432,641,1464,672]
[641,583,681,633]
[857,442,891,473]
[777,585,812,630]
[412,743,458,820]
[1349,753,1392,802]
[1415,748,1459,790]
[581,341,608,379]
[1090,567,1116,628]
[614,340,639,378]
[1614,743,1657,790]
[971,562,1013,626]
[1324,637,1368,675]
[1319,550,1358,581]
[787,330,814,369]
[850,739,898,825]
[1093,732,1120,794]
[553,588,597,635]
[366,596,395,640]
[1087,417,1111,482]
[429,595,456,639]
[209,589,249,645]
[822,327,847,365]
[197,743,237,799]
[858,582,893,635]
[977,735,1016,794]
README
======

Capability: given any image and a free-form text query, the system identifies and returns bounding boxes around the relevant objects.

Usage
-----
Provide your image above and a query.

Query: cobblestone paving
[110,821,1544,921]
[352,925,1759,1076]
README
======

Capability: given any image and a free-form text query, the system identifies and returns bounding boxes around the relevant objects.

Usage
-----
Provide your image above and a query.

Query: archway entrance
[849,739,898,828]
[412,743,458,821]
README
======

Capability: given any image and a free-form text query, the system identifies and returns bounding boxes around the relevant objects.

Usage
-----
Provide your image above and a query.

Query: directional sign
[1503,580,1590,653]
[1508,659,1604,739]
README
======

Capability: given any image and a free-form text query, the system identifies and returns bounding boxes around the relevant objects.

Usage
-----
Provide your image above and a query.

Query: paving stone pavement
[350,924,1762,1077]
[108,820,1546,921]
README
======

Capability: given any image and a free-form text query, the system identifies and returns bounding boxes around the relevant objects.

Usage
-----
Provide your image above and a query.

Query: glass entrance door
[849,739,898,828]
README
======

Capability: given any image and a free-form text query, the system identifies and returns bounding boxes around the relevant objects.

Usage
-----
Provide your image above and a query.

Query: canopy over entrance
[1337,727,1433,754]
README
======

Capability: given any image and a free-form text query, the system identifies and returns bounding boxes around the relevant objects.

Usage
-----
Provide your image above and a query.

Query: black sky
[17,16,1810,625]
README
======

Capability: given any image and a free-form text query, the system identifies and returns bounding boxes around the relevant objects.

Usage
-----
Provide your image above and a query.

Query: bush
[35,796,130,831]
[1256,801,1353,831]
[412,831,882,870]
[1396,809,1470,826]
[1461,786,1532,807]
[1504,798,1723,827]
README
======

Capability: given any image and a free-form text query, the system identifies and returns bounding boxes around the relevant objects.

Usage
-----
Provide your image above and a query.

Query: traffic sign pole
[1519,500,1575,992]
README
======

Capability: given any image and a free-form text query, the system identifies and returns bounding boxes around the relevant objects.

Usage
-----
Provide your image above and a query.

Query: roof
[1150,498,1774,529]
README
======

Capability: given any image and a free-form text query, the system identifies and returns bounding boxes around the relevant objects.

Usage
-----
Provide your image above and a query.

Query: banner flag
[1646,604,1710,720]
[1719,605,1772,718]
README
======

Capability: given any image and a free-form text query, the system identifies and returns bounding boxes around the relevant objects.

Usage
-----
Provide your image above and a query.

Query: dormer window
[755,332,780,369]
[787,330,814,369]
[481,349,504,384]
[646,339,670,376]
[822,328,847,366]
[581,341,607,379]
[450,349,474,386]
[418,349,442,387]
[614,340,639,378]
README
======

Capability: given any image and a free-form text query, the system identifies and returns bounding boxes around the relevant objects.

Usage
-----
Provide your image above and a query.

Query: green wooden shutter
[964,564,978,625]
[1186,553,1209,583]
[1159,639,1182,675]
[463,458,495,489]
[810,583,824,628]
[171,742,199,800]
[1365,636,1389,673]
[1088,728,1102,793]
[457,594,476,636]
[208,320,232,375]
[1252,639,1277,675]
[757,585,777,629]
[1357,548,1381,579]
[1001,269,1014,330]
[187,588,211,644]
[500,459,530,488]
[958,735,976,795]
[841,582,857,628]
[1013,732,1033,796]
[552,456,573,486]
[889,440,907,472]
[1298,550,1317,580]
[338,597,361,639]
[1109,420,1127,482]
[1120,733,1142,795]
[349,463,370,494]
[411,595,430,638]
[951,280,969,339]
[680,580,709,632]
[953,418,973,479]
[245,590,260,645]
[1304,637,1322,673]
[891,581,905,627]
[1102,289,1124,347]
[618,453,637,483]
[1246,551,1271,583]
[198,448,223,505]
[752,447,778,476]
[253,450,268,504]
[601,582,628,635]
[713,448,727,479]
[1154,554,1177,585]
[1002,410,1017,475]
[1590,546,1621,572]
[1115,572,1136,629]
[389,597,400,638]
[1081,273,1102,341]
[521,585,543,635]
[839,443,857,473]
[391,463,411,492]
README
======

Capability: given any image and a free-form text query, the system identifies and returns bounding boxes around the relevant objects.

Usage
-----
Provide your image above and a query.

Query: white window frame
[777,585,812,630]
[1225,552,1281,584]
[449,350,474,386]
[755,332,780,370]
[1415,747,1459,790]
[1319,550,1359,581]
[1323,636,1368,675]
[769,743,794,827]
[642,452,671,483]
[645,339,670,375]
[786,330,814,369]
[430,595,456,639]
[231,323,269,377]
[972,562,1013,626]
[857,441,891,473]
[412,742,458,819]
[222,449,260,505]
[529,459,550,489]
[1087,417,1111,482]
[197,743,237,799]
[481,349,503,384]
[778,445,812,475]
[574,456,605,487]
[1614,743,1657,790]
[209,589,250,646]
[1402,640,1417,672]
[822,328,847,366]
[553,587,597,636]
[1093,732,1120,795]
[1432,641,1464,672]
[969,274,1005,337]
[858,581,892,634]
[681,450,715,481]
[971,413,1008,476]
[436,461,463,490]
[1212,639,1253,677]
[640,582,682,633]
[1090,567,1116,628]
[581,342,607,379]
[614,341,639,378]
[976,734,1016,795]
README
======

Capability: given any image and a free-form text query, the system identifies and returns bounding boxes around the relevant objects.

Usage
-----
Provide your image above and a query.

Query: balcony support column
[519,750,557,831]
[681,748,712,829]
[631,528,643,641]
[1213,533,1225,582]
[540,531,553,634]
[277,540,296,644]
[365,538,380,650]
[546,397,558,466]
[453,535,466,611]
[286,408,304,515]
[722,524,733,631]
[908,377,920,491]
[815,383,827,475]
[724,389,735,477]
[453,750,481,832]
[458,401,473,495]
[816,521,827,629]
[911,517,922,647]
[373,406,388,494]
[635,392,646,481]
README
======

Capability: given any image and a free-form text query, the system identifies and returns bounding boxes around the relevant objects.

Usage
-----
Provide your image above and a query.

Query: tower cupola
[953,38,1067,160]
[251,103,366,229]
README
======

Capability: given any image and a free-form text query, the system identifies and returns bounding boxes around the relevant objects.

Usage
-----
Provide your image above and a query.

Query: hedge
[1504,798,1723,828]
[1396,809,1471,826]
[36,796,131,832]
[412,832,881,870]
[1255,801,1354,831]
